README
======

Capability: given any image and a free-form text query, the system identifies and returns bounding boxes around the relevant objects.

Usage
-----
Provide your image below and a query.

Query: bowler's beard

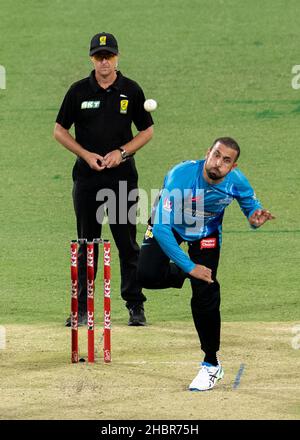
[205,166,225,181]
[207,171,219,180]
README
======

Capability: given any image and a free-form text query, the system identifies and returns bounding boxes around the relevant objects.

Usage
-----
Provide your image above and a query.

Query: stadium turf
[0,0,299,421]
[0,0,299,325]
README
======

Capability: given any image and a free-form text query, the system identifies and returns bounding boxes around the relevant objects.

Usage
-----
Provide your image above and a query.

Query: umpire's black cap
[89,32,119,56]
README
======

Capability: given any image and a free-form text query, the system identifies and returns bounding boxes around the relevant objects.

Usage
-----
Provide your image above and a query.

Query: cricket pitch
[0,322,299,420]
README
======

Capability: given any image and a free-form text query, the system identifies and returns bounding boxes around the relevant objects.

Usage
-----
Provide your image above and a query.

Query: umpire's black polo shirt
[56,70,153,181]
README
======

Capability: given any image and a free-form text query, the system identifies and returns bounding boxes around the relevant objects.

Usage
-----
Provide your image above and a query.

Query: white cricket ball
[144,99,157,112]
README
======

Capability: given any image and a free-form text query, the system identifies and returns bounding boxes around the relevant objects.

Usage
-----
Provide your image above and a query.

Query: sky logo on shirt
[81,101,100,109]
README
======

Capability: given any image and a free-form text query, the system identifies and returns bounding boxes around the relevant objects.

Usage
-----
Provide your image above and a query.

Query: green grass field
[0,0,299,421]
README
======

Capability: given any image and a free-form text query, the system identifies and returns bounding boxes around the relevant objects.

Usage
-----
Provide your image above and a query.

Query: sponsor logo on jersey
[81,101,100,109]
[145,225,153,240]
[183,208,217,218]
[217,196,233,205]
[163,197,173,212]
[120,99,129,114]
[200,238,217,249]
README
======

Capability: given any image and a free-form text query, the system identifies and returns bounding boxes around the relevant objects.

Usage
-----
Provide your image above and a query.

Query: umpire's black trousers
[72,172,146,312]
[137,227,221,357]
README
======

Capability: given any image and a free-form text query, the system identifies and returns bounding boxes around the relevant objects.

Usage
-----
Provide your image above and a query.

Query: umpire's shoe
[128,304,146,326]
[65,311,87,327]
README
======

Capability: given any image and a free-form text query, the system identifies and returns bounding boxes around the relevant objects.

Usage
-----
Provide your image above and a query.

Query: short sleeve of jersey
[132,84,154,131]
[56,86,77,129]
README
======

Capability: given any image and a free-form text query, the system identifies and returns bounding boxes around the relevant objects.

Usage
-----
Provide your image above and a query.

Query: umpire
[54,32,154,326]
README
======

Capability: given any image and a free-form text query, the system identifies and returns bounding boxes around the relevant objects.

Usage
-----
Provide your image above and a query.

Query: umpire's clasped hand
[83,151,106,171]
[103,149,123,168]
[82,149,124,171]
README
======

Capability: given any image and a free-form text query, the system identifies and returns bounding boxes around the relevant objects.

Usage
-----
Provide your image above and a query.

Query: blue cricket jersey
[152,160,262,273]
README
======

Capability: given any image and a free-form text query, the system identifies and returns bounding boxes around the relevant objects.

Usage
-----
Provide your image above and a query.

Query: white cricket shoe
[189,362,224,391]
